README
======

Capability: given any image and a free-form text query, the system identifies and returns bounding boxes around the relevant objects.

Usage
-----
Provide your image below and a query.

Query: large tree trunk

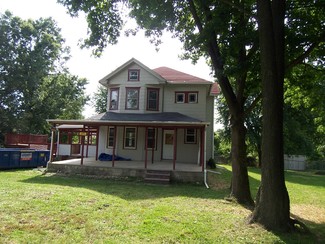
[249,0,291,231]
[230,115,254,206]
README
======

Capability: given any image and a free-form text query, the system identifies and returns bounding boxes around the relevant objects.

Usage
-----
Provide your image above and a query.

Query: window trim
[125,87,140,110]
[188,92,198,103]
[107,126,115,148]
[146,128,157,150]
[146,88,160,111]
[175,91,198,104]
[109,88,119,110]
[175,92,185,103]
[128,69,140,81]
[124,127,137,149]
[184,128,197,144]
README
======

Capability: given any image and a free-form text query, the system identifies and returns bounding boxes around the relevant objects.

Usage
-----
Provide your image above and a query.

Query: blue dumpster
[0,150,10,168]
[0,148,50,169]
[36,150,50,167]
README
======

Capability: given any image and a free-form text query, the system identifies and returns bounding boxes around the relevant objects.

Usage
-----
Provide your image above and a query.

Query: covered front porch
[47,157,204,183]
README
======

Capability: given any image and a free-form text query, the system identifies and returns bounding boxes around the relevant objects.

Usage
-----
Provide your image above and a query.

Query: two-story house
[47,58,219,174]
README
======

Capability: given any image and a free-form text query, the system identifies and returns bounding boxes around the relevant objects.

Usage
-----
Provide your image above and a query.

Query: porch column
[49,126,56,164]
[144,126,148,169]
[112,125,117,167]
[173,128,177,170]
[86,126,90,158]
[95,127,99,161]
[80,125,85,165]
[151,128,155,164]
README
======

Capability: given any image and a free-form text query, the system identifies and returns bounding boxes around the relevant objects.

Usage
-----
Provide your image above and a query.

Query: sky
[0,0,214,117]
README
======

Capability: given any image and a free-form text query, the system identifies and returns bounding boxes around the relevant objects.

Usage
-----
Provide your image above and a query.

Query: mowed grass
[0,166,324,243]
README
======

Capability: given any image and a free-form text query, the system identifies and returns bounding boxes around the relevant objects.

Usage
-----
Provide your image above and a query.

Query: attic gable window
[128,69,140,81]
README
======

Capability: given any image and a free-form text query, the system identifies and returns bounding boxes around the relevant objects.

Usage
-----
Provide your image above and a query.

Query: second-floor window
[175,91,198,104]
[147,88,159,111]
[126,87,140,110]
[110,88,119,110]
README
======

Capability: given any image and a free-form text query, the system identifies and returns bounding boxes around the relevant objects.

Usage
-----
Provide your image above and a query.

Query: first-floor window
[124,127,137,149]
[146,128,156,149]
[107,126,115,148]
[185,128,197,144]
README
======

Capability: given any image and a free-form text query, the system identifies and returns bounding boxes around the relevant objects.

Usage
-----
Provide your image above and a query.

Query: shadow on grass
[20,171,230,201]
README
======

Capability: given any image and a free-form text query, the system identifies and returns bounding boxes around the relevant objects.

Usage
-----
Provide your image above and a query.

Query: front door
[162,130,174,159]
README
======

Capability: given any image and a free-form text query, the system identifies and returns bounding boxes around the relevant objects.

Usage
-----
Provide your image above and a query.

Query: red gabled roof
[153,67,211,84]
[210,83,220,95]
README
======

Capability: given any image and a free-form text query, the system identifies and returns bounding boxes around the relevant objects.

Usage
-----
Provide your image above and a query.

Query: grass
[0,166,324,243]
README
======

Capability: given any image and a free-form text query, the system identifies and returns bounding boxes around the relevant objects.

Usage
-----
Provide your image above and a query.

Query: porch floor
[49,157,202,172]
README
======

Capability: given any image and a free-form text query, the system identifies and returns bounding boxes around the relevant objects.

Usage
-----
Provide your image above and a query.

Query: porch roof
[47,112,209,127]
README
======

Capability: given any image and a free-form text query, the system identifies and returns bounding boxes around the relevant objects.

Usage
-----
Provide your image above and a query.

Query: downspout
[203,125,209,188]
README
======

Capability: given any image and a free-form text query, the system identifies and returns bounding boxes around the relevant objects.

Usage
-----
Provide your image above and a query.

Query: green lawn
[0,166,324,243]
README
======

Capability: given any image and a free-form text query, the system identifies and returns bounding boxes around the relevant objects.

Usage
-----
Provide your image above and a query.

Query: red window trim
[123,126,138,150]
[184,128,197,144]
[128,69,140,81]
[146,88,160,111]
[109,88,119,110]
[125,87,140,110]
[175,91,198,103]
[146,128,157,150]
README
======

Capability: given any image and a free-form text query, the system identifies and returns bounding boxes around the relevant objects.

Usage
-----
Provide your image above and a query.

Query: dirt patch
[291,204,325,224]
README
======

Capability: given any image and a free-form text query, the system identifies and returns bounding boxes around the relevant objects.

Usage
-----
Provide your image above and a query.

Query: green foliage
[92,85,107,114]
[214,130,231,159]
[0,11,89,144]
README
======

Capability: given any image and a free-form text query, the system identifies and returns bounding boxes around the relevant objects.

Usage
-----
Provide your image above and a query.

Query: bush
[207,158,216,169]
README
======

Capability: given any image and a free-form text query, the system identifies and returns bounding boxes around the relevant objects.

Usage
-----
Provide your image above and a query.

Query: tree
[0,11,89,144]
[249,0,291,231]
[92,85,107,114]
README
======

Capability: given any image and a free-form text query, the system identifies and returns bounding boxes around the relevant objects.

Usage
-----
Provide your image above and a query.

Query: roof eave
[47,119,209,127]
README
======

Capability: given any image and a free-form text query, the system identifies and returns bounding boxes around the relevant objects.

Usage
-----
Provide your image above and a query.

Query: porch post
[144,126,148,169]
[173,128,177,170]
[112,125,117,167]
[56,130,60,156]
[86,126,90,158]
[80,125,85,165]
[151,127,155,164]
[49,126,55,164]
[95,127,99,161]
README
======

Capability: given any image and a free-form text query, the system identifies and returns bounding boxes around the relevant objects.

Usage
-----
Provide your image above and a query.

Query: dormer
[99,58,166,113]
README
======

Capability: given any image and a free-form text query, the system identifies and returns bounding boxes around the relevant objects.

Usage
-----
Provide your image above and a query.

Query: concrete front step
[145,170,171,184]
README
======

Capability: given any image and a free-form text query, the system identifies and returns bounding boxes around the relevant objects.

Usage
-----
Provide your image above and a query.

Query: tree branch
[188,0,239,114]
[286,33,325,71]
[244,93,262,118]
